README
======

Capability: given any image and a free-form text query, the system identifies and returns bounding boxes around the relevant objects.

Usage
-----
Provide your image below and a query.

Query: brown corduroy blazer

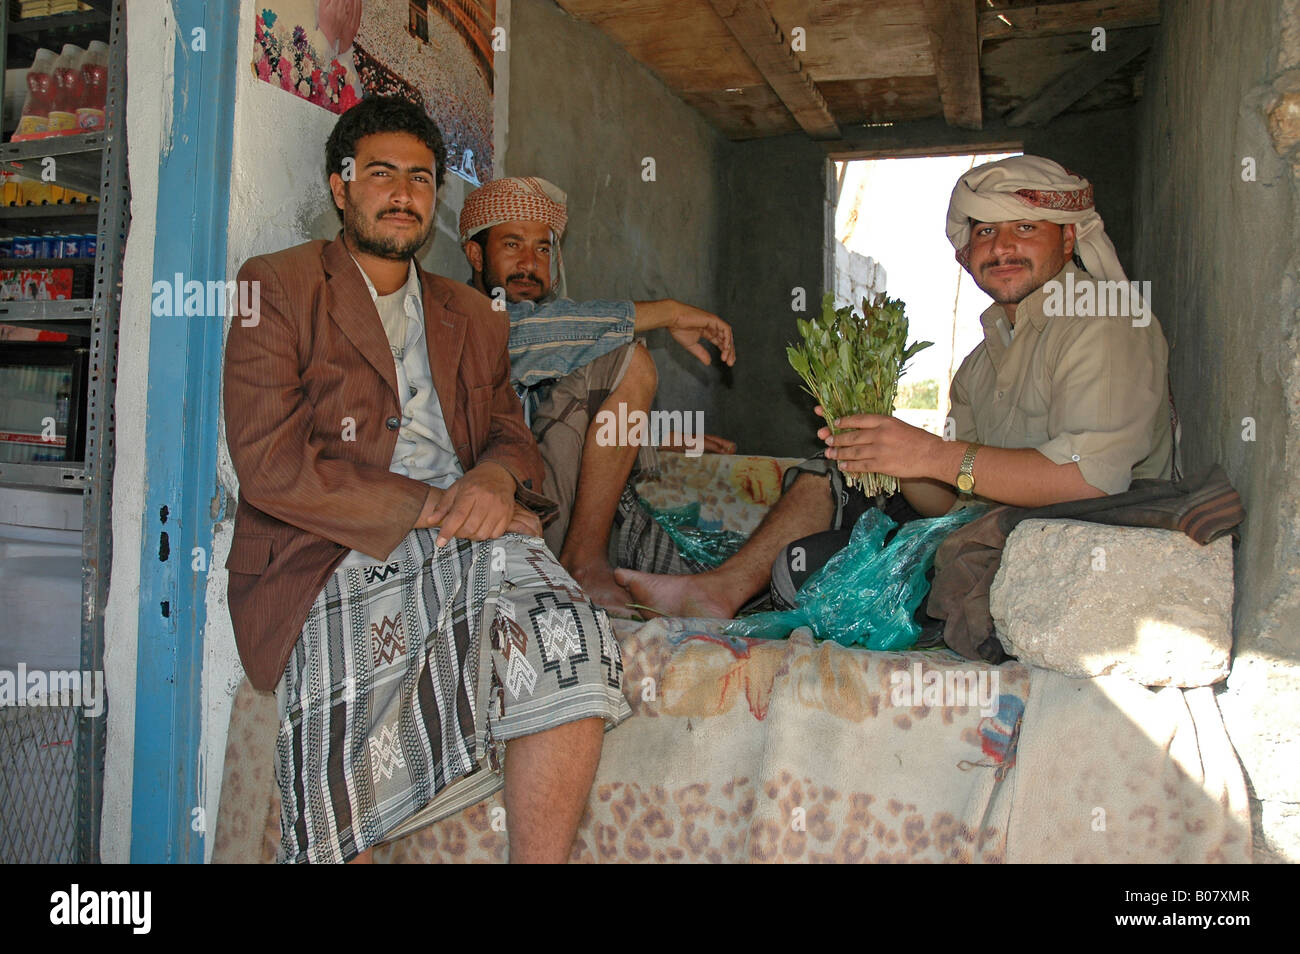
[222,234,552,690]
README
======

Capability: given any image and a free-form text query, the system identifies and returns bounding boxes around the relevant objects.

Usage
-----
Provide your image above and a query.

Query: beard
[482,253,549,303]
[972,256,1050,305]
[343,192,434,261]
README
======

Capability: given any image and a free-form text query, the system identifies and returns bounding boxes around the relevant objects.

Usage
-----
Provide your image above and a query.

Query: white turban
[459,176,568,299]
[946,155,1127,283]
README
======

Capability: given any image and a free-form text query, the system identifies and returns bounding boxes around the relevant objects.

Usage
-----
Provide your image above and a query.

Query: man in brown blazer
[222,97,630,864]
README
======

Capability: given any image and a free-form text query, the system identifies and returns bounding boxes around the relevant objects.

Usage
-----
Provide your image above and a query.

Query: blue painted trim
[130,1,238,863]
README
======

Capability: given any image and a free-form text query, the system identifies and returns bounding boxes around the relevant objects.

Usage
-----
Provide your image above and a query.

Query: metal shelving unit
[0,132,108,193]
[0,0,126,864]
[5,9,108,37]
[0,133,106,338]
[0,458,85,486]
[0,199,98,226]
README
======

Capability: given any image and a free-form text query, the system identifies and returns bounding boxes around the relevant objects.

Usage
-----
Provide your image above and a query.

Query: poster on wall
[251,0,497,185]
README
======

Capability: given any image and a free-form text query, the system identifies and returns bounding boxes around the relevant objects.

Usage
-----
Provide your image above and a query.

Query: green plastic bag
[725,504,986,650]
[643,498,747,569]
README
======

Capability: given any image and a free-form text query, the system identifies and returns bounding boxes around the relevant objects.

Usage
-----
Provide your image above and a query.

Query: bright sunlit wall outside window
[833,152,1021,436]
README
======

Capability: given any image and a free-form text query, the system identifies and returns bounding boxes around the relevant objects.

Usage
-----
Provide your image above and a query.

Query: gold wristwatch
[956,442,981,495]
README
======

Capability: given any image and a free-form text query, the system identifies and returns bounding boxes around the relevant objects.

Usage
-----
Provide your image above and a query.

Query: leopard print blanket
[214,616,1249,862]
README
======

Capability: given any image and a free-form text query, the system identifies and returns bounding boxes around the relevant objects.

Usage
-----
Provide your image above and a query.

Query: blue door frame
[130,0,238,863]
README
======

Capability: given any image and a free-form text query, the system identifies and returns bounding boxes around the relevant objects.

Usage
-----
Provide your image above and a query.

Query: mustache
[506,271,542,285]
[378,208,422,223]
[981,257,1031,271]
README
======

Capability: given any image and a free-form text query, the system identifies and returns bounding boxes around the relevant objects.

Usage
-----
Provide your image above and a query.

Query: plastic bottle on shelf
[13,48,58,141]
[49,44,87,136]
[56,376,72,429]
[1,170,19,206]
[78,41,110,132]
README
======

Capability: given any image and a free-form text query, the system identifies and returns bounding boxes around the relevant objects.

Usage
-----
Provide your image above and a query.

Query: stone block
[1268,90,1300,157]
[989,520,1233,687]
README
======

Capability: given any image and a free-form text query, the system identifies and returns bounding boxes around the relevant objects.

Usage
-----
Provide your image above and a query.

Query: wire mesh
[0,696,78,864]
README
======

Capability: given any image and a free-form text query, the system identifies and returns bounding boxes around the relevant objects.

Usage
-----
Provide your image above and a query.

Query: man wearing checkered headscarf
[456,175,738,614]
[459,176,569,300]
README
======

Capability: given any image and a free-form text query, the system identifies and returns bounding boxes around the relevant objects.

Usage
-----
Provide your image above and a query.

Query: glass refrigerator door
[0,345,85,464]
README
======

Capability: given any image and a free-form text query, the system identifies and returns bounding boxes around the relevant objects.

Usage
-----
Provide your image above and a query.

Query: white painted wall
[101,0,174,863]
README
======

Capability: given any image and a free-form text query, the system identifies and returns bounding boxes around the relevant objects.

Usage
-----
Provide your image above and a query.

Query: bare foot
[613,568,739,620]
[567,562,637,617]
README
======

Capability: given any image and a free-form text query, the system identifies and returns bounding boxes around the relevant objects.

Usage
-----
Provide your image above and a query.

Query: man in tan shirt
[617,155,1173,619]
[947,258,1171,497]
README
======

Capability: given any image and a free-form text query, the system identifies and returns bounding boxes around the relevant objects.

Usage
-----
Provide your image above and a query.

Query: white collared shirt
[339,258,464,568]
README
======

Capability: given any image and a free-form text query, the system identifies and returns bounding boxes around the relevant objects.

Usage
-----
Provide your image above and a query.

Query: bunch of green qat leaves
[787,291,933,497]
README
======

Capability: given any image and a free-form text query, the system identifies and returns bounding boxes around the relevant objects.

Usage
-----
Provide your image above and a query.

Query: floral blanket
[212,454,1251,862]
[375,618,1028,863]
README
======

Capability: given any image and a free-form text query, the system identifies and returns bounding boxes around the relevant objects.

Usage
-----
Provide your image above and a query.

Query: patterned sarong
[275,530,631,864]
[610,484,710,576]
[532,341,660,556]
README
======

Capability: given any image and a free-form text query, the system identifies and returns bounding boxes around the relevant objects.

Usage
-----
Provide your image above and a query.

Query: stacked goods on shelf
[0,231,94,300]
[9,1,94,19]
[0,268,74,301]
[0,165,100,301]
[11,41,109,140]
[1,169,99,205]
[0,173,96,299]
[0,206,94,302]
[0,233,97,259]
[0,362,73,463]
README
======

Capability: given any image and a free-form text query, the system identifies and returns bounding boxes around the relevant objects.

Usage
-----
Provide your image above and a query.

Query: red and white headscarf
[946,155,1127,282]
[459,176,569,298]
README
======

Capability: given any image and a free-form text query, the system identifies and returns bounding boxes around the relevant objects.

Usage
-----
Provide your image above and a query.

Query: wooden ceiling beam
[923,0,983,130]
[706,0,843,141]
[826,116,1022,160]
[980,0,1160,42]
[1004,28,1152,126]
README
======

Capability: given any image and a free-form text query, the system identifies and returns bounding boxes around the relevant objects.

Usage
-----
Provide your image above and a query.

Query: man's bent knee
[622,341,658,394]
[785,470,832,503]
[790,471,830,491]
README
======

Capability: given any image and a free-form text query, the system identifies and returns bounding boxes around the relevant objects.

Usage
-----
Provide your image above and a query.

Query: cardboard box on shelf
[0,267,74,301]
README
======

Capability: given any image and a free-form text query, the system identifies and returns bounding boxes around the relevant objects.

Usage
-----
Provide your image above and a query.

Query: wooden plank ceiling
[553,0,1160,142]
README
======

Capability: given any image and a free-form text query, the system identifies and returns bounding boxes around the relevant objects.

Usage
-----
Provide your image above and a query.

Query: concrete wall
[1132,0,1300,862]
[503,0,729,425]
[1025,108,1137,271]
[715,133,832,457]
